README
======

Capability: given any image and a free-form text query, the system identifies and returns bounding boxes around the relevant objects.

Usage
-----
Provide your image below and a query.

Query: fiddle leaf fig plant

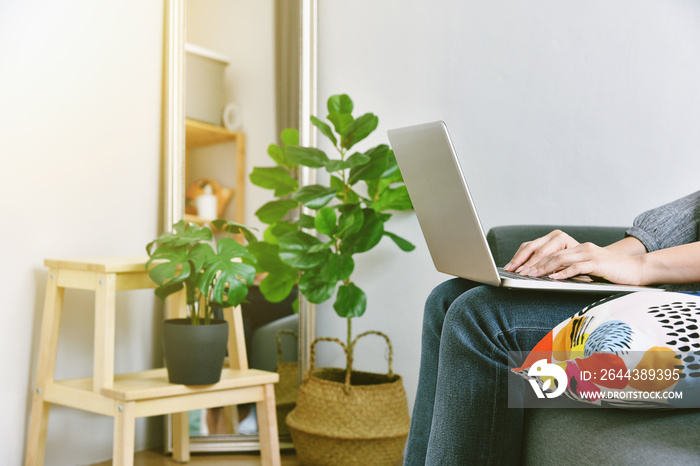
[146,219,258,325]
[249,94,414,342]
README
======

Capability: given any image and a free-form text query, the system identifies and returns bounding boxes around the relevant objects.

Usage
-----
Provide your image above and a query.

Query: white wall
[315,0,700,412]
[1,1,164,464]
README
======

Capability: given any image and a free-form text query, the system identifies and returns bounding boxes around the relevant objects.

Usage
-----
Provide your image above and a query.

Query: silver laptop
[387,121,661,294]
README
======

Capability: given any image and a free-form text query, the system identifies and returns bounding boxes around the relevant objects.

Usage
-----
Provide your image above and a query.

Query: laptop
[387,121,661,294]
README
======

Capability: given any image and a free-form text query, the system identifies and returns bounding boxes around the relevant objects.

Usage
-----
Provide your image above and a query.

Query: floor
[90,449,301,465]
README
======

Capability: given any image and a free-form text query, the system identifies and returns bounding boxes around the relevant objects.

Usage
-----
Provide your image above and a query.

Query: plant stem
[347,317,353,375]
[188,303,197,325]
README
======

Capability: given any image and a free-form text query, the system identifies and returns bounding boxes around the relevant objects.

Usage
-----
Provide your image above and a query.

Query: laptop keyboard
[497,267,611,285]
[498,268,559,282]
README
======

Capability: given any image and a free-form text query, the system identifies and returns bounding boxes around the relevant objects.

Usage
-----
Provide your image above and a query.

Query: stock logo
[527,359,567,398]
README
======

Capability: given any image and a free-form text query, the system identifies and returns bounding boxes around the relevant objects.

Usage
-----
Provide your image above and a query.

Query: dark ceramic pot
[162,318,229,385]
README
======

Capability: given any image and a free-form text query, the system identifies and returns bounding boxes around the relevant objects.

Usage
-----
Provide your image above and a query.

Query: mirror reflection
[168,0,306,451]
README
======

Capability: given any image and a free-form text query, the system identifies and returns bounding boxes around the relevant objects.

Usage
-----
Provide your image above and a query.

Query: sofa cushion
[514,291,700,408]
[523,407,700,465]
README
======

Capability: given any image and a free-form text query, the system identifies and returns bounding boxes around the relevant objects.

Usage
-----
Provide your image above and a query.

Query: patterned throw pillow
[513,291,700,408]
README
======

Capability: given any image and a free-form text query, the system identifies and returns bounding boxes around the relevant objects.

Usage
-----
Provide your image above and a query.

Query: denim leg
[404,279,479,465]
[404,279,605,466]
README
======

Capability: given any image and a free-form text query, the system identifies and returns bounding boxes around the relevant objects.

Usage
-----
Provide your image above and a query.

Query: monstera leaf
[197,238,256,308]
[146,222,214,304]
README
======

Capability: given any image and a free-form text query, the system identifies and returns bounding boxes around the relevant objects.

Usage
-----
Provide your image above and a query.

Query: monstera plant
[146,219,258,384]
[248,93,414,353]
[146,219,258,325]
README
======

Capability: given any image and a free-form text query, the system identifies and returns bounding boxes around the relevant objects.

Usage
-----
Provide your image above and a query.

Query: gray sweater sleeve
[625,190,700,252]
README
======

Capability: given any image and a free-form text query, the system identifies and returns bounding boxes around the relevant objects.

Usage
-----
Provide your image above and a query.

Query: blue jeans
[403,279,605,465]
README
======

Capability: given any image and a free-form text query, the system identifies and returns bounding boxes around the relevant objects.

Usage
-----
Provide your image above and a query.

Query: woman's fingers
[530,246,592,277]
[526,243,644,285]
[504,230,579,272]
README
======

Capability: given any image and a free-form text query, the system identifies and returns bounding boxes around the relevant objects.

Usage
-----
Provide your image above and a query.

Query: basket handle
[275,329,298,366]
[308,337,352,390]
[351,330,394,378]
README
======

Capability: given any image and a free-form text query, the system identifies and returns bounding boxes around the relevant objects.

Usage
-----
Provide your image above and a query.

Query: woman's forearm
[639,241,700,285]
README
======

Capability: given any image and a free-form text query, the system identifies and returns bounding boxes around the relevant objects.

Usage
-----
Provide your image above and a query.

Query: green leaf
[325,159,351,172]
[328,113,354,139]
[298,272,337,304]
[296,214,316,229]
[262,221,298,244]
[380,149,401,179]
[334,283,366,318]
[336,203,364,237]
[331,175,362,205]
[259,270,298,303]
[146,220,212,253]
[314,206,337,236]
[330,175,345,192]
[255,199,299,224]
[292,185,339,209]
[153,280,185,302]
[247,241,298,303]
[146,221,215,303]
[349,144,390,184]
[249,166,298,197]
[267,143,290,168]
[310,116,337,146]
[340,208,384,254]
[321,253,354,282]
[384,231,416,251]
[247,241,284,273]
[286,146,330,168]
[346,189,361,204]
[308,242,331,254]
[278,231,330,269]
[281,128,299,147]
[147,247,194,289]
[197,238,256,308]
[371,185,414,212]
[342,113,378,150]
[327,94,354,115]
[347,152,371,168]
[211,219,258,244]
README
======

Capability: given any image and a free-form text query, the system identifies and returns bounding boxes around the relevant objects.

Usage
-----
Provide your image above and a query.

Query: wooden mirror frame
[161,0,317,452]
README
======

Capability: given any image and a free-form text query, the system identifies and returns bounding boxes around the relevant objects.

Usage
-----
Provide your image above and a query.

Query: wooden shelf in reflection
[185,118,244,148]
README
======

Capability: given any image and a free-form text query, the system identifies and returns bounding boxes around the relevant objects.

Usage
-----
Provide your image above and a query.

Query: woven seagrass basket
[275,329,299,437]
[286,331,410,466]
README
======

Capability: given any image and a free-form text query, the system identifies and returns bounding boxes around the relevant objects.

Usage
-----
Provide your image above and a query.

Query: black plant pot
[162,318,229,385]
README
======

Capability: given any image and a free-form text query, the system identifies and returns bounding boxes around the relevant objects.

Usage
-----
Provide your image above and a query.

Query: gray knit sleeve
[625,190,700,252]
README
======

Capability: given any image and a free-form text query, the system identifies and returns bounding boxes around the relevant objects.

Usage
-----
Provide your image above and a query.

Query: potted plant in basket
[146,219,258,385]
[248,94,415,464]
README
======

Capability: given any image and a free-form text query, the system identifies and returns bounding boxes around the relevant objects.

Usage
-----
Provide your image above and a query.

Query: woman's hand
[503,230,580,275]
[503,230,646,285]
[529,242,645,285]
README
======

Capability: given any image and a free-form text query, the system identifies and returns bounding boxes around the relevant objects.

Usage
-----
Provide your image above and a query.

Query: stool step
[101,368,279,401]
[51,367,278,400]
[45,257,150,273]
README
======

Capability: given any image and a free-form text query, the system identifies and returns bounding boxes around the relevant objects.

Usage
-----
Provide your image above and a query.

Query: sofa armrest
[486,225,628,267]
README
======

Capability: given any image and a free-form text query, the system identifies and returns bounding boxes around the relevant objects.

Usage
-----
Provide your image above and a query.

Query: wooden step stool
[25,257,281,466]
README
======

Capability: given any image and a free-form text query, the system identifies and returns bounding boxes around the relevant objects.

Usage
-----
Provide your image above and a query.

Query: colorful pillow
[513,291,700,408]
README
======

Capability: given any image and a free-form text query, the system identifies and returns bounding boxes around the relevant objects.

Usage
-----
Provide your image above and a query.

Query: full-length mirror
[162,0,317,452]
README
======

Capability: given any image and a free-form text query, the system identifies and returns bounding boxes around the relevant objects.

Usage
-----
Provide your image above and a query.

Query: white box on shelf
[185,43,230,126]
